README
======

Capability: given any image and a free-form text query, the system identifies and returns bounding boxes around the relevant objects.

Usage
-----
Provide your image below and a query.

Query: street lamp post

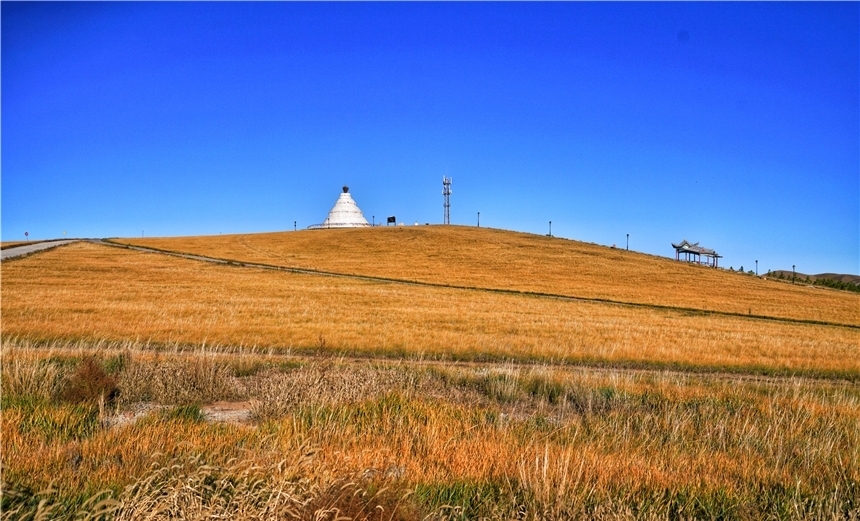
[477,212,480,227]
[294,221,296,231]
[549,221,552,237]
[372,216,375,226]
[755,260,758,276]
[793,265,796,283]
[626,233,629,251]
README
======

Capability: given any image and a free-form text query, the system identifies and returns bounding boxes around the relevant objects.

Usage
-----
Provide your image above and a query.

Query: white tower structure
[309,186,370,229]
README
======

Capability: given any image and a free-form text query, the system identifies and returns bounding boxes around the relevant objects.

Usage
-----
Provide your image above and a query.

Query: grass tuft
[59,356,119,405]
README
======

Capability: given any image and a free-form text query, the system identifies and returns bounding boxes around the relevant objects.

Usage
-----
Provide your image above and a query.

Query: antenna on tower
[442,176,452,225]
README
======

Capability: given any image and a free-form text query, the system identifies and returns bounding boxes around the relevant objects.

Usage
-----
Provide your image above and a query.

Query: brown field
[2,230,859,519]
[2,241,857,377]
[0,241,31,249]
[2,342,859,519]
[116,226,860,326]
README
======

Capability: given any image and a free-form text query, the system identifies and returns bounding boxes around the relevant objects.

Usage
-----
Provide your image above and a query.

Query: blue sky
[2,2,858,275]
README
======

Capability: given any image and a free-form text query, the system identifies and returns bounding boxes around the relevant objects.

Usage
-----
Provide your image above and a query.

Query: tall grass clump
[1,357,63,406]
[2,450,418,520]
[248,363,418,421]
[113,453,418,520]
[117,354,239,405]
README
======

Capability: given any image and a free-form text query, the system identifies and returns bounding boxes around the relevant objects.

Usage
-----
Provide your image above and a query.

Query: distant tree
[739,266,744,273]
[812,278,860,294]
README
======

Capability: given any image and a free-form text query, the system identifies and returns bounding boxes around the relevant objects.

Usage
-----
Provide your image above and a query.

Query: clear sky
[2,2,858,275]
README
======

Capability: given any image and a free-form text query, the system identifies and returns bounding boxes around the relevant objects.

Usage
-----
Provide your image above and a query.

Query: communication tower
[442,176,452,225]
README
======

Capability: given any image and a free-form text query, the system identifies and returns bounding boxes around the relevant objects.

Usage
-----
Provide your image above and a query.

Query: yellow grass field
[116,226,860,326]
[1,241,32,249]
[2,231,859,518]
[2,241,858,376]
[2,343,859,519]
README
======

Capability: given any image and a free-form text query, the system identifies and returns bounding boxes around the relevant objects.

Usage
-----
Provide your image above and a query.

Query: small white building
[308,186,370,229]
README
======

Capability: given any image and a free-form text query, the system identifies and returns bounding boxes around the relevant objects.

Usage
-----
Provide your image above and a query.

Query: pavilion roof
[672,239,721,257]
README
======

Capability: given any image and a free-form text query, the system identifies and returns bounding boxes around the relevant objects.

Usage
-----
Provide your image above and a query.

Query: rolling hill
[115,225,860,327]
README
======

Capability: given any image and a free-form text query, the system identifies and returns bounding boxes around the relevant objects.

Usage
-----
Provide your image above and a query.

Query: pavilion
[672,239,722,267]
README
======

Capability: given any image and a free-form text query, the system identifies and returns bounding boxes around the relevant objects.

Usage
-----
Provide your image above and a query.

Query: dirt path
[1,240,80,260]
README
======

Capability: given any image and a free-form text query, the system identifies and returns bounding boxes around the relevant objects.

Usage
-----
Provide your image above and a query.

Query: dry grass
[3,230,858,517]
[3,343,859,519]
[0,241,31,249]
[2,242,858,376]
[117,226,860,325]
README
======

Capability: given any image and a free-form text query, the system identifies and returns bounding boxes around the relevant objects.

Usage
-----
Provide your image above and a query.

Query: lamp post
[294,221,296,231]
[549,221,552,237]
[792,264,796,283]
[477,212,480,227]
[755,260,758,276]
[372,216,375,226]
[626,233,629,251]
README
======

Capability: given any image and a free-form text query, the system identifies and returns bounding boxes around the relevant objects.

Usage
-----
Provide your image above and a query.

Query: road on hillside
[1,240,79,261]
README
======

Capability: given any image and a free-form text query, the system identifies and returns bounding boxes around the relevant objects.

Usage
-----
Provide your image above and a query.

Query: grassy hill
[3,229,859,518]
[3,235,857,378]
[116,225,860,326]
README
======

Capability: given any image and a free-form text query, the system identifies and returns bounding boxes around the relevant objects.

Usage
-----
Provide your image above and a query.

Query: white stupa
[309,186,370,229]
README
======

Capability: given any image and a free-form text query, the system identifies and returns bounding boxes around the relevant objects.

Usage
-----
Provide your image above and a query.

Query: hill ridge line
[100,239,859,331]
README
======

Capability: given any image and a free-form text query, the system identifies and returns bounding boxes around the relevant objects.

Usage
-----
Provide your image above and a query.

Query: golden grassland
[2,232,859,519]
[2,242,858,377]
[0,241,31,249]
[117,226,860,326]
[2,341,859,519]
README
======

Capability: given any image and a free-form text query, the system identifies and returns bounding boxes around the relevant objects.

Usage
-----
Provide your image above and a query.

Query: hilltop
[116,225,860,326]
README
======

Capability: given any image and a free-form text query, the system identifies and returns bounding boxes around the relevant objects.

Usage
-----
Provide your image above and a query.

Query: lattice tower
[442,176,452,225]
